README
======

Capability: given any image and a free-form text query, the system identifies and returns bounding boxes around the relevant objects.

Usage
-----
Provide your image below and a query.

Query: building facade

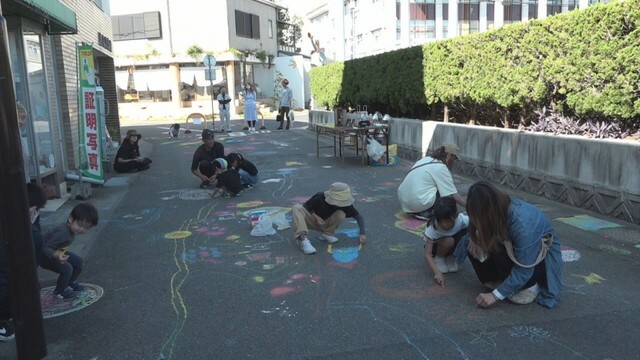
[1,0,118,196]
[306,0,609,62]
[110,0,281,118]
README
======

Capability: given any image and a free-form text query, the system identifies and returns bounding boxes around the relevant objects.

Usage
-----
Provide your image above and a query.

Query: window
[528,0,539,19]
[112,12,162,41]
[268,19,273,38]
[235,10,260,39]
[504,1,522,25]
[410,0,436,39]
[458,1,480,35]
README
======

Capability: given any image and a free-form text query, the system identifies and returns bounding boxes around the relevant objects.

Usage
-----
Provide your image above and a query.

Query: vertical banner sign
[78,45,103,181]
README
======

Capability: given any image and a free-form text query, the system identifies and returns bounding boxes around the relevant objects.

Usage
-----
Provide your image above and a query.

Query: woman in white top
[243,83,258,131]
[397,144,466,220]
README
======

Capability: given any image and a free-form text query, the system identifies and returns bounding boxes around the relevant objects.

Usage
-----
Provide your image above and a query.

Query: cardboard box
[371,144,397,166]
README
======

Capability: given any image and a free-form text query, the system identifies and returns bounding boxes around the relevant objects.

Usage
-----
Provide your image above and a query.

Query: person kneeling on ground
[226,153,259,190]
[169,123,180,138]
[114,130,152,173]
[210,158,242,198]
[41,203,99,300]
[192,129,225,188]
[423,196,469,287]
[291,182,367,255]
[454,181,563,308]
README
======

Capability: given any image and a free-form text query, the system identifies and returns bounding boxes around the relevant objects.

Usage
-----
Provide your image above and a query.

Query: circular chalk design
[560,246,581,262]
[165,231,192,239]
[40,284,103,319]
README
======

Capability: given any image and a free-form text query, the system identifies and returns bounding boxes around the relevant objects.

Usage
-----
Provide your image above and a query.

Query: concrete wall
[309,111,640,223]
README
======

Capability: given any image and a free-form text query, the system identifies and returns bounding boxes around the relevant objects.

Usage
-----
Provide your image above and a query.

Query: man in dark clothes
[226,153,259,189]
[192,129,225,188]
[291,182,367,255]
[0,183,47,341]
[114,129,152,173]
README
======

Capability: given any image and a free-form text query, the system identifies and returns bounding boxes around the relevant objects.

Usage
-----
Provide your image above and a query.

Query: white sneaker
[446,255,459,273]
[508,284,540,305]
[319,233,339,244]
[297,235,316,255]
[434,256,449,274]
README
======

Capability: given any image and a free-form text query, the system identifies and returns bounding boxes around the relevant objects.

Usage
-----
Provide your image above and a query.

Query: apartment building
[110,0,282,116]
[306,0,609,62]
[1,0,118,195]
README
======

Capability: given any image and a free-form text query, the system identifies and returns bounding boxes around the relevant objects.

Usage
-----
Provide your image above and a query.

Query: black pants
[198,160,216,178]
[114,158,151,173]
[469,245,548,291]
[278,106,290,128]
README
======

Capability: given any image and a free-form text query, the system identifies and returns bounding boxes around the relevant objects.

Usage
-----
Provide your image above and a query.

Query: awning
[116,69,173,91]
[2,0,77,34]
[179,67,225,86]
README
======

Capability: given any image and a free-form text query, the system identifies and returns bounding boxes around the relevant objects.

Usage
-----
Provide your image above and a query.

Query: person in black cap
[114,129,152,173]
[192,129,225,188]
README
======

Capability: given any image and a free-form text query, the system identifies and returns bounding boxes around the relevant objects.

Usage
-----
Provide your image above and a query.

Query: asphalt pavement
[2,115,639,360]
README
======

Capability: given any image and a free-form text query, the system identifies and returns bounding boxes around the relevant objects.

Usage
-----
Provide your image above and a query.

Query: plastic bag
[250,215,276,236]
[288,110,295,122]
[367,137,386,161]
[272,212,290,230]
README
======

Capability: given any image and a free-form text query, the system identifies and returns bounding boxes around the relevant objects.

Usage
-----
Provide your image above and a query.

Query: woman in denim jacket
[454,181,563,308]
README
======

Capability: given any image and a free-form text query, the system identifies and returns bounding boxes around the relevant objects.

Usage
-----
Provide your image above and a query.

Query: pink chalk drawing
[271,273,320,297]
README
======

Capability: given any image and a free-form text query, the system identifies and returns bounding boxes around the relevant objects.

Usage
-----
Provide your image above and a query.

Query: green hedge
[310,0,640,123]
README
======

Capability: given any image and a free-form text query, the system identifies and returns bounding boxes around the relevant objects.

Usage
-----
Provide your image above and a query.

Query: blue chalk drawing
[332,246,360,263]
[556,215,621,231]
[337,228,360,238]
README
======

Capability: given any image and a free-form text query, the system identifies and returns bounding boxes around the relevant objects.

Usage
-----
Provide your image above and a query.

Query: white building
[306,0,606,62]
[110,0,282,116]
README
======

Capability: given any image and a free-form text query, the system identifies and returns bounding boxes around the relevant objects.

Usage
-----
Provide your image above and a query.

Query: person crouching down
[192,129,225,188]
[169,123,180,138]
[210,158,242,198]
[291,182,367,255]
[423,196,469,287]
[226,153,259,190]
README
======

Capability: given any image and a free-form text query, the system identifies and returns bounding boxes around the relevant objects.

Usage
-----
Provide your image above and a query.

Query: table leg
[316,128,320,158]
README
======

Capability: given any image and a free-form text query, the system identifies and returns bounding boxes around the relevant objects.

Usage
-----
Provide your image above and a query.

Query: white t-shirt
[397,157,458,213]
[217,93,231,111]
[424,213,469,241]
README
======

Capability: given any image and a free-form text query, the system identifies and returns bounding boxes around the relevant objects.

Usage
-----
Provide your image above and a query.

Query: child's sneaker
[259,126,266,130]
[297,235,316,255]
[242,184,253,190]
[508,284,540,305]
[222,192,231,198]
[446,255,459,273]
[68,282,85,292]
[0,321,15,341]
[434,256,449,274]
[319,233,339,244]
[54,288,76,300]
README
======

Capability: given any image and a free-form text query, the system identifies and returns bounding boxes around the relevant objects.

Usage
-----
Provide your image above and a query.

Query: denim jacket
[455,198,563,308]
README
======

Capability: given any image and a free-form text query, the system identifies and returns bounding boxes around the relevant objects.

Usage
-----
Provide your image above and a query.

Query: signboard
[203,55,216,68]
[204,68,216,81]
[78,45,103,181]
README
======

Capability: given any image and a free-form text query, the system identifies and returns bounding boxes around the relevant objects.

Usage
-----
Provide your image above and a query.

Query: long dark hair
[466,181,511,254]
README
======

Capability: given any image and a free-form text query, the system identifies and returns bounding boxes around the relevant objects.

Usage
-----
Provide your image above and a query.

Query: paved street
[2,118,639,360]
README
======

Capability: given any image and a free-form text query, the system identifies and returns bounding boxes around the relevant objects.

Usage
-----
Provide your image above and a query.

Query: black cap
[202,129,214,140]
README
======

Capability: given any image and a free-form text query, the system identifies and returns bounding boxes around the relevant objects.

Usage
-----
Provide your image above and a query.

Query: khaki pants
[291,204,345,239]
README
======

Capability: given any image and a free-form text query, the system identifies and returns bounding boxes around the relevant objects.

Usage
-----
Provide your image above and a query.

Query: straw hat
[442,143,461,160]
[324,182,354,207]
[126,129,141,140]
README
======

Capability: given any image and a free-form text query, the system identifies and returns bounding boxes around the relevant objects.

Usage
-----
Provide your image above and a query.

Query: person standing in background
[217,87,232,133]
[243,83,258,132]
[277,79,292,130]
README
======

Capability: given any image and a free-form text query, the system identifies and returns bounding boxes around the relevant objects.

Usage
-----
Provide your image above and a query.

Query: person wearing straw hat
[397,144,466,221]
[291,182,366,255]
[114,129,152,173]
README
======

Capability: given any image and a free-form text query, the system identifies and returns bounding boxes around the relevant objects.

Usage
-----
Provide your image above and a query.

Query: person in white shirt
[217,87,232,132]
[277,79,292,130]
[397,144,466,220]
[422,196,469,287]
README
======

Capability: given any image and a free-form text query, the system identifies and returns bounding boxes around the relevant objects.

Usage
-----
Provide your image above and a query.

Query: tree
[277,9,303,52]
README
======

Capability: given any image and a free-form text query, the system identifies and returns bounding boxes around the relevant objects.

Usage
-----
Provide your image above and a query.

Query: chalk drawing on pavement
[571,273,605,284]
[372,269,454,299]
[561,246,581,262]
[285,161,306,166]
[271,273,320,297]
[394,211,428,237]
[598,244,631,255]
[261,300,297,317]
[327,243,362,265]
[262,178,283,183]
[233,200,265,209]
[159,189,212,201]
[562,282,587,295]
[112,208,165,229]
[508,326,588,359]
[469,328,498,347]
[556,215,621,231]
[165,231,192,240]
[40,284,103,319]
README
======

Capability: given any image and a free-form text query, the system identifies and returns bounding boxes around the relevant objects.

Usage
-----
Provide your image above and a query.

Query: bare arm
[424,239,445,287]
[452,193,466,208]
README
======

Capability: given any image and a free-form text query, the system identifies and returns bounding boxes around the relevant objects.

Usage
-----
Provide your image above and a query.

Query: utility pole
[0,9,47,360]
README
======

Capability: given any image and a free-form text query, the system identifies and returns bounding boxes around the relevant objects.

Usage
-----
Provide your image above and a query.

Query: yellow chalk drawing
[253,275,265,283]
[327,243,362,253]
[571,273,605,284]
[388,243,414,254]
[227,235,240,241]
[164,231,192,240]
[393,211,428,237]
[285,161,306,166]
[236,201,264,208]
[470,329,498,347]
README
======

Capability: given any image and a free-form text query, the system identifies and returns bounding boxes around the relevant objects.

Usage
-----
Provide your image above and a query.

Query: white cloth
[424,213,469,241]
[397,156,458,213]
[217,93,231,111]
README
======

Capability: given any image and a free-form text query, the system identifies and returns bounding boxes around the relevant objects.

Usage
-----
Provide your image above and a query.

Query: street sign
[204,68,216,81]
[203,54,216,68]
